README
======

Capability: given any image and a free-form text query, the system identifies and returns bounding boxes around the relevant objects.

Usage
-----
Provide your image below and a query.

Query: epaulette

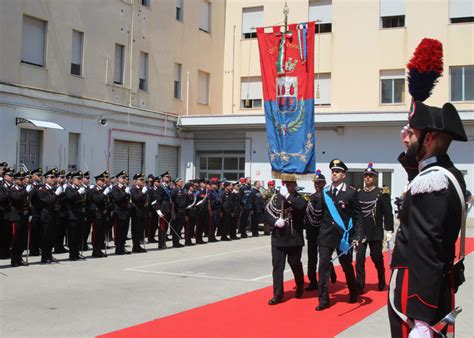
[347,185,356,190]
[409,169,449,195]
[382,186,391,194]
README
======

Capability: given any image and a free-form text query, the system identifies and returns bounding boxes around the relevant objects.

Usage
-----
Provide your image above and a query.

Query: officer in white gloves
[130,173,148,253]
[111,170,132,255]
[65,171,87,261]
[264,175,307,305]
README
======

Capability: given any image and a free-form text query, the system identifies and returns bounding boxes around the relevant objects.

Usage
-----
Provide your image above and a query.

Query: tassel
[409,169,449,195]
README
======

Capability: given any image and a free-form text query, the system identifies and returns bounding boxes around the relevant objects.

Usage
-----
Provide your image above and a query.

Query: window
[139,52,148,91]
[142,0,150,7]
[68,133,79,171]
[199,152,245,180]
[71,30,83,76]
[242,7,263,39]
[114,43,124,85]
[450,0,474,23]
[380,70,405,104]
[309,0,332,33]
[174,63,182,99]
[176,0,183,21]
[314,73,331,106]
[241,77,262,109]
[21,15,47,67]
[199,1,211,33]
[380,0,405,28]
[451,66,474,101]
[198,70,210,105]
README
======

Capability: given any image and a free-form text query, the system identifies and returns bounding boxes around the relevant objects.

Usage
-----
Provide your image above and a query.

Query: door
[19,129,42,170]
[113,140,144,176]
[156,145,179,177]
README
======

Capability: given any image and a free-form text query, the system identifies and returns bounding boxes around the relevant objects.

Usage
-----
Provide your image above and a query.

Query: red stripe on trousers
[401,270,409,338]
[11,223,16,242]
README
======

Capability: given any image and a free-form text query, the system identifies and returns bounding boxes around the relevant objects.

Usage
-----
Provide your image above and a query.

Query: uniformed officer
[8,169,30,267]
[262,180,275,235]
[146,175,159,243]
[28,168,43,256]
[316,159,364,311]
[194,179,209,244]
[38,168,61,264]
[89,170,110,258]
[183,181,197,246]
[0,167,14,259]
[304,170,337,291]
[111,170,132,255]
[170,177,186,248]
[239,178,253,238]
[81,171,93,251]
[389,101,468,338]
[250,181,264,237]
[355,163,394,293]
[220,182,233,241]
[208,178,221,242]
[265,176,308,305]
[153,170,172,249]
[65,171,87,261]
[130,173,148,253]
[54,170,69,254]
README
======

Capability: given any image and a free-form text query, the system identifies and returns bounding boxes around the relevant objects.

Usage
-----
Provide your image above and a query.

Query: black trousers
[318,245,358,305]
[355,239,385,290]
[306,226,319,286]
[0,216,11,258]
[131,214,146,249]
[196,210,209,241]
[272,245,304,299]
[239,209,251,236]
[210,209,220,239]
[40,213,57,260]
[250,211,261,236]
[30,215,41,254]
[185,214,196,244]
[92,215,106,251]
[68,216,85,258]
[230,215,239,238]
[147,211,158,241]
[55,215,68,250]
[82,216,92,250]
[172,211,185,245]
[10,217,28,263]
[114,215,130,250]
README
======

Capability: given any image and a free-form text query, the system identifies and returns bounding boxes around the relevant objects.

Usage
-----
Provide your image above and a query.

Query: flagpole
[281,1,289,220]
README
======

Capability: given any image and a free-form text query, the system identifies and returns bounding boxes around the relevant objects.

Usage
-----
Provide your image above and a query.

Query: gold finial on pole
[283,1,289,31]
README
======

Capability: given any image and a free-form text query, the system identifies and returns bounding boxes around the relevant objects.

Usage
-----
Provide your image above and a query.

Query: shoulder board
[381,186,391,194]
[409,169,449,195]
[347,185,356,191]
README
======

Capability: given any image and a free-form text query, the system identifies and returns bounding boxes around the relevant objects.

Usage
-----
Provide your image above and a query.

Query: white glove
[274,218,286,228]
[279,185,290,199]
[103,186,111,196]
[125,187,131,194]
[63,183,68,190]
[142,186,148,194]
[157,210,164,218]
[28,216,33,223]
[26,184,33,193]
[55,186,63,196]
[78,187,86,195]
[408,320,432,338]
[89,184,94,189]
[386,231,393,242]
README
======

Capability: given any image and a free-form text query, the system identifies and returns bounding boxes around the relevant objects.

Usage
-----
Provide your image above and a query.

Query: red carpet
[100,238,474,338]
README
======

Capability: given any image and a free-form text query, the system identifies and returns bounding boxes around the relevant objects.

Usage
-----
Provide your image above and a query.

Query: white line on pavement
[124,244,271,271]
[127,269,272,284]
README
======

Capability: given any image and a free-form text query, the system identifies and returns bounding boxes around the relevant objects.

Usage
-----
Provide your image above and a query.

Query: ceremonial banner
[257,22,315,180]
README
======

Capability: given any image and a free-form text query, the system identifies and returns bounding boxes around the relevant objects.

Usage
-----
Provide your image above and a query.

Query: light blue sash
[323,187,353,254]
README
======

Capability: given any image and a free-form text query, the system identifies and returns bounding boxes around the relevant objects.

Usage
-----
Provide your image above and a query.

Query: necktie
[333,187,338,197]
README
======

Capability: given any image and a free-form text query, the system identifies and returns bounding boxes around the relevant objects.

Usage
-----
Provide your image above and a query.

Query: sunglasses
[331,169,343,174]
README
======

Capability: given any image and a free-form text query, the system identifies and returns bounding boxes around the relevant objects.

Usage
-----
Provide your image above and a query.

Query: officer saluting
[65,171,87,261]
[111,170,131,255]
[89,170,110,258]
[355,163,394,294]
[265,176,307,305]
[130,173,148,253]
[316,159,364,311]
[389,101,468,337]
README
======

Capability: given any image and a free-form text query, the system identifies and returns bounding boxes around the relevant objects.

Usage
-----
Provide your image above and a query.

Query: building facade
[0,0,473,214]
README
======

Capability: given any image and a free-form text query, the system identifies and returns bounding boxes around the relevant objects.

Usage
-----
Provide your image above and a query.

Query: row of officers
[0,164,272,267]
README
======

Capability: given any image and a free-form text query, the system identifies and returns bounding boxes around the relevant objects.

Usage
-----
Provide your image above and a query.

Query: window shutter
[242,7,263,35]
[380,0,405,17]
[450,0,474,18]
[198,71,209,105]
[309,0,332,24]
[241,77,263,100]
[22,16,46,66]
[200,1,211,32]
[71,30,83,65]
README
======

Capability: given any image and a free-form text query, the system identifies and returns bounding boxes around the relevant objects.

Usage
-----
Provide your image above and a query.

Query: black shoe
[208,238,218,243]
[220,237,231,241]
[241,234,248,239]
[41,258,52,264]
[349,293,359,304]
[196,240,206,244]
[158,244,168,250]
[30,250,40,256]
[230,236,240,240]
[172,243,184,248]
[78,254,86,260]
[69,256,79,261]
[330,269,337,283]
[54,247,68,254]
[148,238,158,243]
[123,248,131,255]
[252,233,259,237]
[305,283,318,291]
[315,302,330,311]
[378,280,386,291]
[295,287,304,299]
[18,259,28,266]
[115,250,125,255]
[132,246,147,253]
[268,297,282,305]
[92,251,105,258]
[185,241,195,246]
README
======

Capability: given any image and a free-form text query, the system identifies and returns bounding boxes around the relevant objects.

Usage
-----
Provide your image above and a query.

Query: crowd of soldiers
[0,162,276,267]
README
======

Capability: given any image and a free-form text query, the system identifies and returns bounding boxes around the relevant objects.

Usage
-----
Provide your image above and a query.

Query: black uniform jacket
[305,192,323,229]
[265,192,307,247]
[111,184,130,220]
[391,154,466,324]
[30,181,42,217]
[154,184,172,218]
[38,184,60,223]
[0,182,11,218]
[90,186,108,217]
[8,185,29,221]
[185,190,197,217]
[317,183,364,249]
[358,187,394,241]
[65,185,86,221]
[223,190,240,217]
[131,186,149,218]
[251,188,265,215]
[171,188,187,213]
